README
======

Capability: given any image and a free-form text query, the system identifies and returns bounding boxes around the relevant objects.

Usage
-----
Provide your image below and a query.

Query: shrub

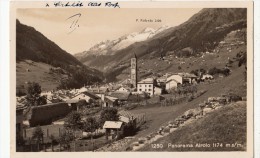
[208,67,221,75]
[229,93,242,102]
[208,67,230,76]
[122,122,137,137]
[99,107,119,126]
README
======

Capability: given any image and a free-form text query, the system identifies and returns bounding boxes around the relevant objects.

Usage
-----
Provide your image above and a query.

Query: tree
[83,117,99,139]
[26,82,46,106]
[99,108,119,126]
[88,98,94,107]
[32,126,44,151]
[49,135,57,152]
[77,99,87,109]
[64,111,83,133]
[38,95,47,105]
[58,130,74,151]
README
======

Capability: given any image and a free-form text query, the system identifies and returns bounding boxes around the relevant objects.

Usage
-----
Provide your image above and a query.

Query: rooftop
[108,92,131,100]
[71,91,100,100]
[103,121,123,129]
[166,78,180,83]
[118,110,137,119]
[138,78,154,84]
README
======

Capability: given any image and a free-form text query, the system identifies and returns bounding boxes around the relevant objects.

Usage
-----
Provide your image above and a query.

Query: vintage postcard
[10,1,253,158]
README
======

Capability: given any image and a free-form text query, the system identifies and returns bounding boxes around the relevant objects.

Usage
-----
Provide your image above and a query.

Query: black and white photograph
[10,1,253,156]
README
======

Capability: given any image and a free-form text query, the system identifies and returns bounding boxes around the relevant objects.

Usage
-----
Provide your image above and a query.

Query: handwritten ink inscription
[46,1,120,8]
[88,2,102,6]
[54,1,83,7]
[66,13,81,34]
[105,2,120,8]
[88,2,119,8]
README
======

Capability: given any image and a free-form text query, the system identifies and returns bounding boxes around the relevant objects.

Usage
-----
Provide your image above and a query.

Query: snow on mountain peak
[141,27,156,33]
[84,25,171,56]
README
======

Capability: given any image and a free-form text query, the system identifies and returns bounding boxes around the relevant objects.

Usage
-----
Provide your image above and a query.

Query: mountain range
[16,20,103,91]
[74,8,247,82]
[75,25,170,60]
[16,20,83,67]
[16,8,247,89]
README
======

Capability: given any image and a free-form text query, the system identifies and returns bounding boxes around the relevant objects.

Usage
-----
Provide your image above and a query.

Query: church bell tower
[130,53,137,88]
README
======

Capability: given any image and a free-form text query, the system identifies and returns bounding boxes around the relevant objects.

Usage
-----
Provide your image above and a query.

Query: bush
[122,122,137,137]
[99,108,119,126]
[229,94,242,102]
[208,67,230,76]
[208,67,221,75]
[29,102,71,127]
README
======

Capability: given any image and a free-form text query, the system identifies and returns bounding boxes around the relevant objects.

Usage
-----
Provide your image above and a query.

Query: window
[145,85,147,87]
[148,89,152,91]
[149,85,152,87]
[139,89,142,91]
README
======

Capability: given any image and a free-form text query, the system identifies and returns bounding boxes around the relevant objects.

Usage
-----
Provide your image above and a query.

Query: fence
[135,113,146,128]
[21,132,105,152]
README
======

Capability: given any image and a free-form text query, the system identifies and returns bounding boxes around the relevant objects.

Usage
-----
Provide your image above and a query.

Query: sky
[17,8,202,55]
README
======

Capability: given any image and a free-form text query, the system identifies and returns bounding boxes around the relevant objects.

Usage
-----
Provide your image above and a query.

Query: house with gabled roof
[102,96,119,107]
[165,78,180,90]
[167,72,197,85]
[116,86,131,93]
[108,92,131,101]
[67,91,101,108]
[103,121,123,140]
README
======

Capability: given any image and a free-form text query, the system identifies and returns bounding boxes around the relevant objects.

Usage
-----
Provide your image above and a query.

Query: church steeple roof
[132,52,137,58]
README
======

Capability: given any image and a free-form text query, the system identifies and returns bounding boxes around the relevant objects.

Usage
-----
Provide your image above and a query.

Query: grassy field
[139,101,246,151]
[16,60,68,92]
[117,30,246,82]
[24,124,64,140]
[115,64,246,151]
[24,124,82,142]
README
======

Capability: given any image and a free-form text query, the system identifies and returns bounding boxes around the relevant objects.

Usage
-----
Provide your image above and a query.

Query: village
[15,49,246,152]
[13,7,249,152]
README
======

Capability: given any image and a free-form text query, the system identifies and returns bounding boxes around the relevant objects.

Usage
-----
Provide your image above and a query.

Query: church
[130,53,162,96]
[130,53,137,89]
